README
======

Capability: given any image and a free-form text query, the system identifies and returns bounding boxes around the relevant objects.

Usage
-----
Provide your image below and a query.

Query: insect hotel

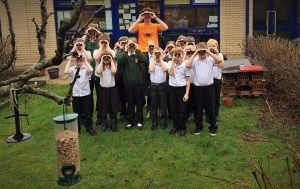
[222,59,267,97]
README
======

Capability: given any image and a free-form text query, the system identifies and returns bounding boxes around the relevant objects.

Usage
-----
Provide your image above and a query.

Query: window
[57,11,72,28]
[56,5,112,30]
[164,6,218,29]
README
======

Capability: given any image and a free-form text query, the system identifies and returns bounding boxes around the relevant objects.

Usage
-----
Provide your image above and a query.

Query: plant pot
[223,97,233,107]
[48,68,59,79]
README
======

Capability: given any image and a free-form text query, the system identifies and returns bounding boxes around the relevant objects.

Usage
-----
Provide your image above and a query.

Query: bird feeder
[53,113,81,186]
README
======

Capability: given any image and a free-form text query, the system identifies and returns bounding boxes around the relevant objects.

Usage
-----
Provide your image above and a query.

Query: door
[253,0,297,39]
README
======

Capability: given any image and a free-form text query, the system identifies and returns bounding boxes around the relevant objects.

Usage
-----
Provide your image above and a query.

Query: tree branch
[23,85,65,105]
[0,0,16,72]
[0,0,87,88]
[33,0,49,62]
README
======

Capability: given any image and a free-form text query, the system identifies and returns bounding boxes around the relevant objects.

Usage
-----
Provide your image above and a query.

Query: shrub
[245,36,300,126]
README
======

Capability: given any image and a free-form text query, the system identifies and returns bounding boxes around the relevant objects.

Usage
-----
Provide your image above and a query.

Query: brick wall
[220,0,253,58]
[0,0,57,65]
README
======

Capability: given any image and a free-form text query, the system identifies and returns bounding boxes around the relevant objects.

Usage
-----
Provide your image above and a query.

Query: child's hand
[209,48,219,54]
[100,55,104,63]
[183,93,189,102]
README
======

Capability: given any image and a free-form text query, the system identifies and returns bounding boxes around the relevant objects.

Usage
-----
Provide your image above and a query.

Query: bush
[245,36,300,126]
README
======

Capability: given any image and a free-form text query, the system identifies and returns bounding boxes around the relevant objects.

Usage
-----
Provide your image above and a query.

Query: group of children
[65,24,224,137]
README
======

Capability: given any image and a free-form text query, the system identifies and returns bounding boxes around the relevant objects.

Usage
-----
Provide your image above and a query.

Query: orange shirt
[136,23,162,52]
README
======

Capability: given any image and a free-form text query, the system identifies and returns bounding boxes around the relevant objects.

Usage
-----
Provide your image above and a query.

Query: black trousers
[213,79,222,117]
[125,84,145,125]
[187,83,197,119]
[115,76,126,115]
[150,83,167,124]
[101,113,117,123]
[72,95,93,131]
[169,86,187,131]
[89,76,101,118]
[194,84,216,130]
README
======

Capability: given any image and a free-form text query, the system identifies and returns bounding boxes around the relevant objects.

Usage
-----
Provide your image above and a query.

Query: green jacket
[116,49,148,85]
[85,40,99,77]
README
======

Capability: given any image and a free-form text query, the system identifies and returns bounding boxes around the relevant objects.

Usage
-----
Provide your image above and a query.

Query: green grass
[0,84,299,189]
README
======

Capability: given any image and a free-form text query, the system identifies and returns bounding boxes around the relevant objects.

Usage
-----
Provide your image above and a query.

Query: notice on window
[194,0,216,4]
[209,16,218,23]
[123,13,131,20]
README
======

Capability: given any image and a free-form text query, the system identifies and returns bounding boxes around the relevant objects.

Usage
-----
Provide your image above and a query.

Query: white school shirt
[150,60,167,84]
[68,65,91,97]
[212,53,224,79]
[167,61,191,87]
[186,55,198,84]
[97,65,116,88]
[192,56,215,86]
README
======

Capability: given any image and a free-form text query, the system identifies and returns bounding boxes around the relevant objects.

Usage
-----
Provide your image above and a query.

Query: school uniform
[212,53,224,118]
[117,49,148,127]
[115,50,127,117]
[145,52,154,113]
[150,60,168,129]
[163,55,172,119]
[92,48,104,125]
[191,56,218,134]
[68,65,95,134]
[85,40,100,115]
[96,64,120,131]
[187,59,196,121]
[167,61,191,133]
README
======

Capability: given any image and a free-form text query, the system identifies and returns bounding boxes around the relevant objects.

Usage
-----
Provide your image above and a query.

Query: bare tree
[0,0,98,104]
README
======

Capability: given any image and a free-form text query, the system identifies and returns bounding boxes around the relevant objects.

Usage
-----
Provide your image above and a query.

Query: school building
[0,0,299,65]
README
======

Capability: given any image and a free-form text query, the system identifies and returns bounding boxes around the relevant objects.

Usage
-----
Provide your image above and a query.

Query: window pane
[57,11,72,28]
[164,6,218,28]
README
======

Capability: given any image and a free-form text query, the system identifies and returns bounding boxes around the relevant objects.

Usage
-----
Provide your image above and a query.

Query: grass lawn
[0,84,299,189]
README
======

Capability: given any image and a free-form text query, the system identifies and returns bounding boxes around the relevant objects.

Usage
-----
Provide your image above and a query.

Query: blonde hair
[170,46,184,56]
[154,47,163,52]
[207,39,219,48]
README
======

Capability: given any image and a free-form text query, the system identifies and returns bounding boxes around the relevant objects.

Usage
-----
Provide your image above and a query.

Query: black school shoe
[179,130,186,136]
[169,128,177,135]
[161,122,168,130]
[137,123,143,130]
[88,129,96,136]
[209,126,218,136]
[194,127,203,135]
[101,120,108,131]
[151,123,158,130]
[111,122,118,132]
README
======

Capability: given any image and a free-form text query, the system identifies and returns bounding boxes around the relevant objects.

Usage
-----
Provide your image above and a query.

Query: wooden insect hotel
[222,59,267,97]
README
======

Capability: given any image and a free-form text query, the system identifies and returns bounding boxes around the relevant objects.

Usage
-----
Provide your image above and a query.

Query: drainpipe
[245,0,250,57]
